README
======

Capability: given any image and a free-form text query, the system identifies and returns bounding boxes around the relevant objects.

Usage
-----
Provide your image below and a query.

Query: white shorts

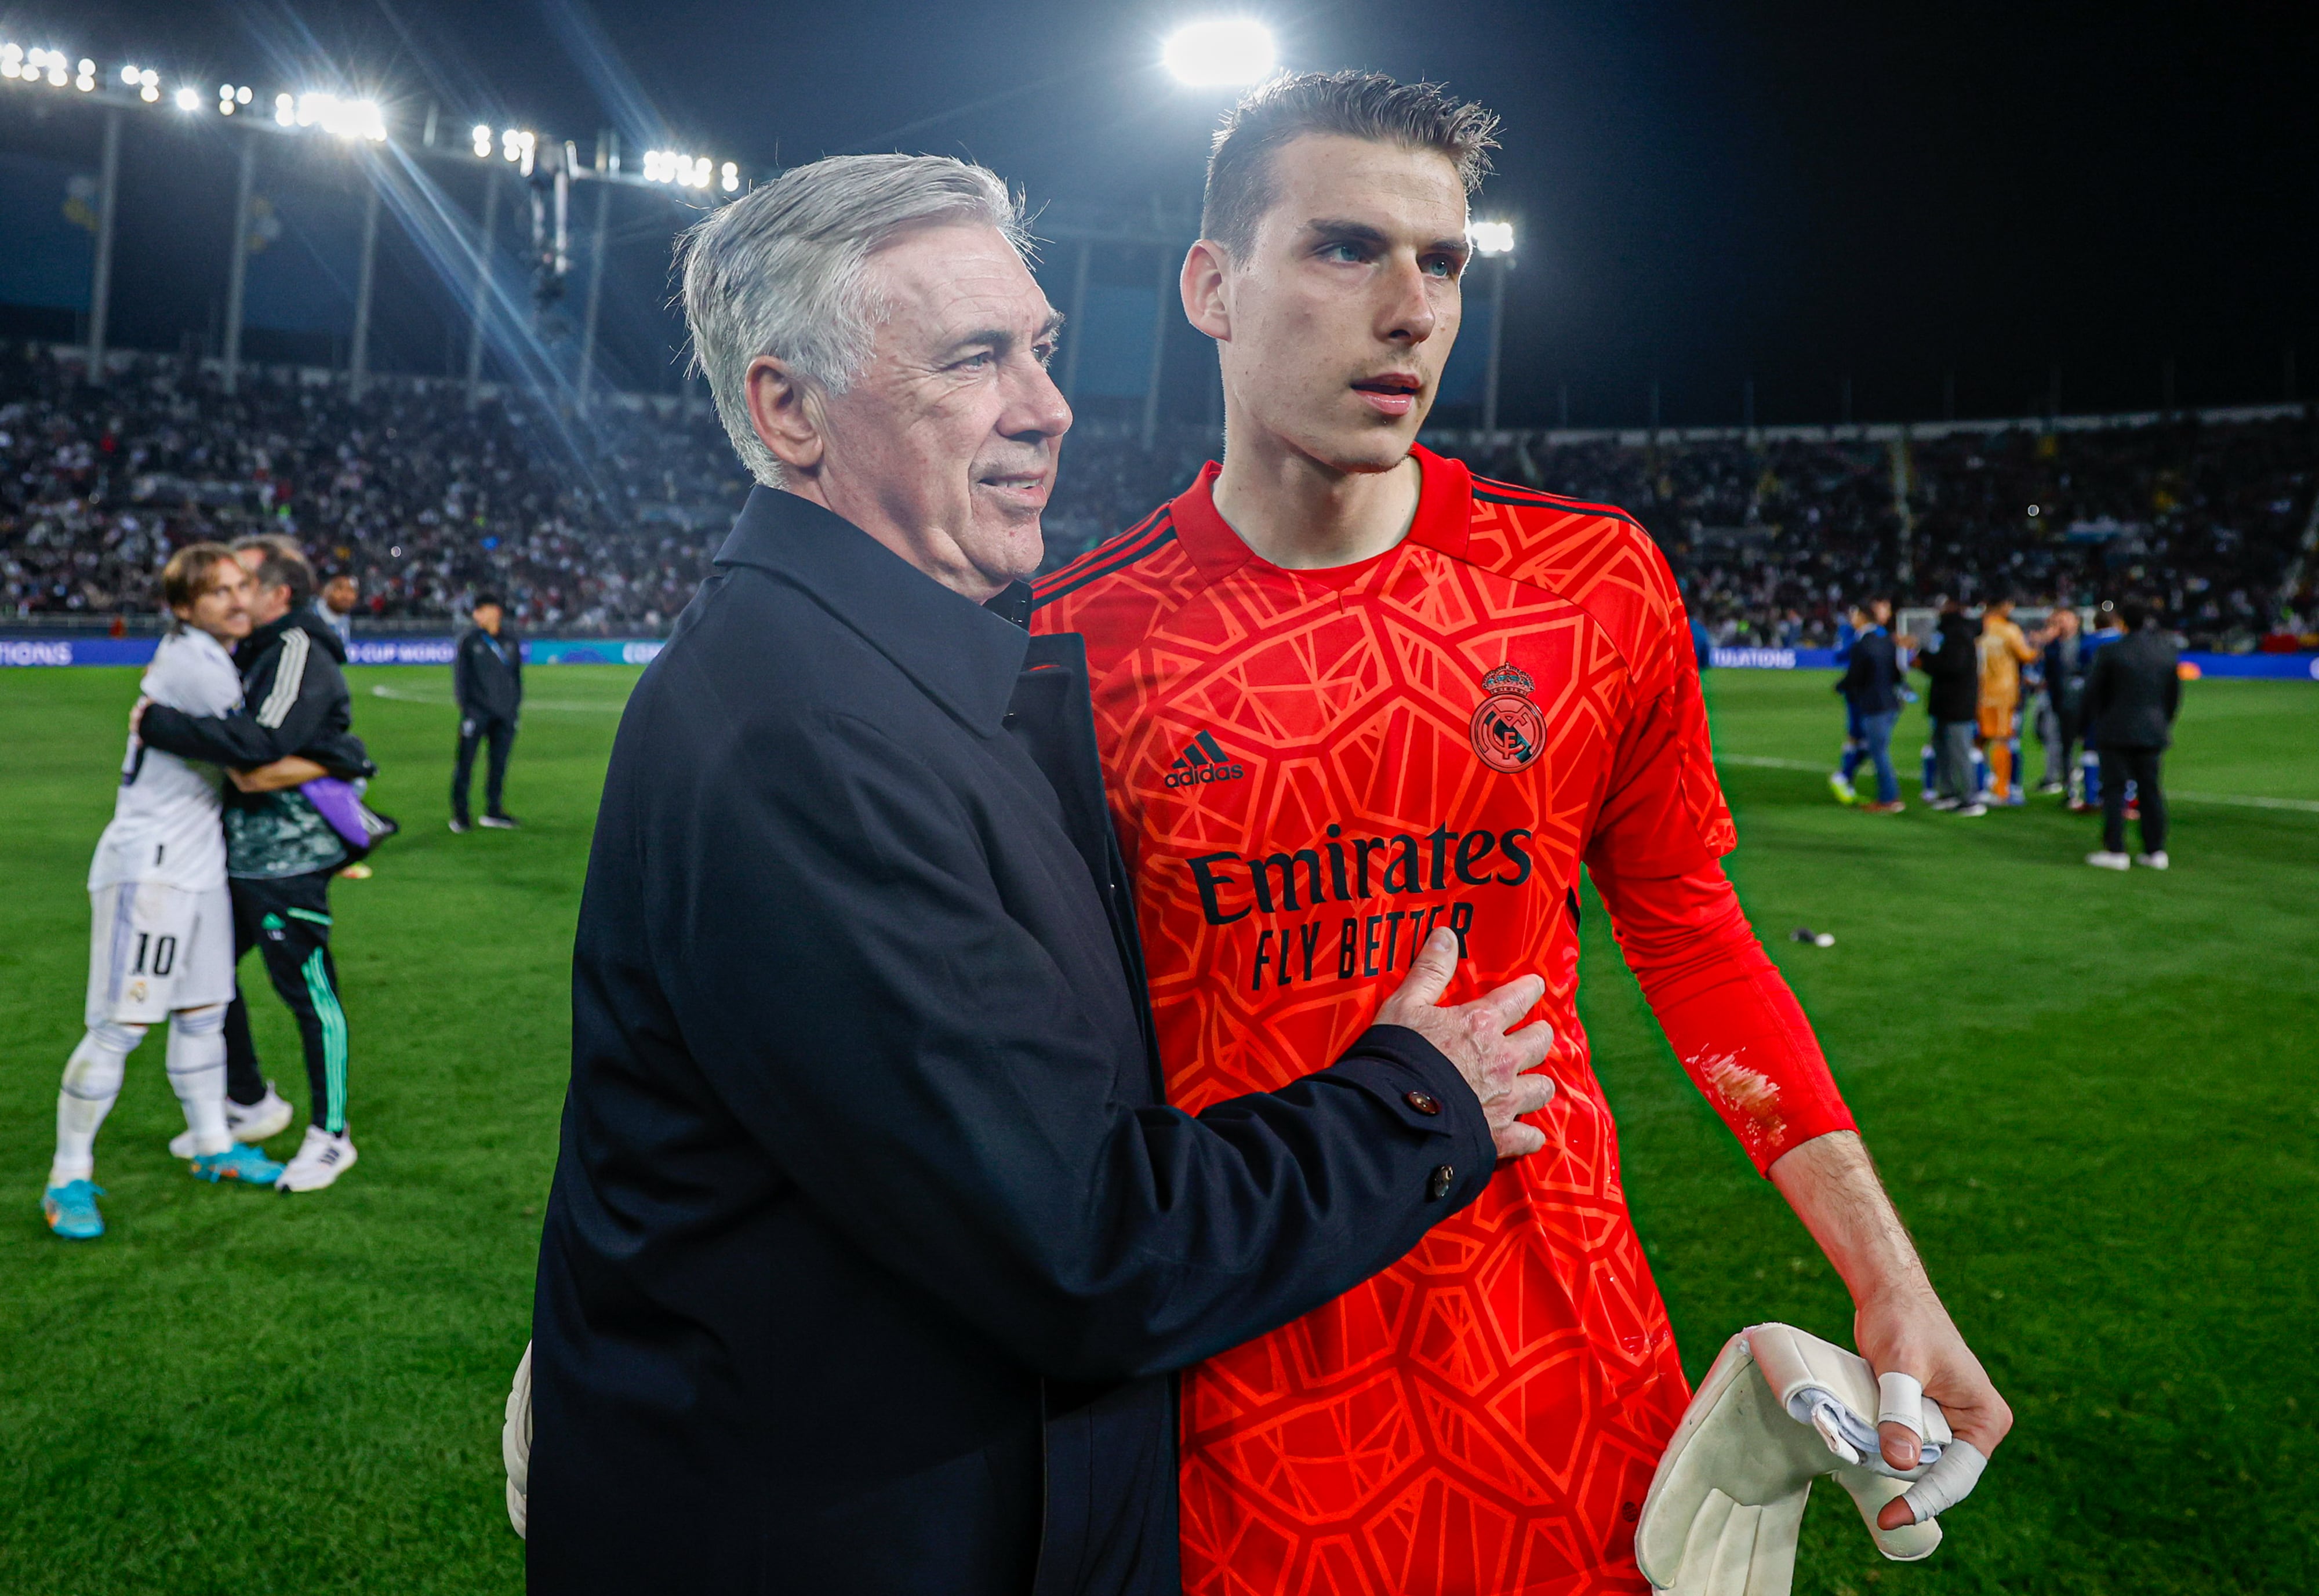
[85,881,235,1027]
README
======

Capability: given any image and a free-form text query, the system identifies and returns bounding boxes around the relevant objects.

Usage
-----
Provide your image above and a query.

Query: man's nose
[1378,256,1440,346]
[1002,356,1073,441]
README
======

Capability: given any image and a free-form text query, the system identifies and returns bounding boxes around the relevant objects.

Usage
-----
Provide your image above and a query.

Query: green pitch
[0,664,2312,1594]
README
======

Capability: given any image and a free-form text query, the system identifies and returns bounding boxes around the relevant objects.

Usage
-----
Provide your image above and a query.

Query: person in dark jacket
[450,592,522,832]
[1834,597,1905,810]
[135,535,372,1191]
[523,154,1556,1595]
[2083,598,2182,870]
[1915,599,1985,815]
[2037,605,2089,802]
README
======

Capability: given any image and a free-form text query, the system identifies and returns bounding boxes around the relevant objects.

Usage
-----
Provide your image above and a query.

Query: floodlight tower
[1469,220,1516,433]
[1162,19,1276,86]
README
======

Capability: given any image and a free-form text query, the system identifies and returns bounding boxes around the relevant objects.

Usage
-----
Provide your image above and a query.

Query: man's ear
[1180,239,1233,343]
[744,355,826,477]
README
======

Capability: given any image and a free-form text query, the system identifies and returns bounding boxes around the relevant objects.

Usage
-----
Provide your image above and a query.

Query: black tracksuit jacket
[528,488,1495,1596]
[139,608,372,791]
[1916,616,1980,723]
[455,625,523,725]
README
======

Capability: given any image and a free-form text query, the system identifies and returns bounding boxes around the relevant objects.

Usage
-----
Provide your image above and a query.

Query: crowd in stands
[1452,419,2318,649]
[0,344,748,632]
[5,343,2313,649]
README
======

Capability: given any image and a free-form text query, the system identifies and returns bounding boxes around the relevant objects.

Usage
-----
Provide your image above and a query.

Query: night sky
[27,0,2319,428]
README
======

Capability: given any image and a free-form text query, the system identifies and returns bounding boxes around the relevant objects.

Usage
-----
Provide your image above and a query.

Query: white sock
[166,1006,232,1158]
[53,1022,143,1187]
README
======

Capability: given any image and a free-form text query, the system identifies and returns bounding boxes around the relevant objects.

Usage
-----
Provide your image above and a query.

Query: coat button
[1404,1090,1441,1116]
[1426,1165,1455,1201]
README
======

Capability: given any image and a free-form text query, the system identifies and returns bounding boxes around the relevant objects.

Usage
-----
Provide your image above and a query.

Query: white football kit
[83,629,242,1025]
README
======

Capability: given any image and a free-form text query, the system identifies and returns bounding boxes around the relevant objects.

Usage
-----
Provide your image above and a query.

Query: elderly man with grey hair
[524,154,1557,1594]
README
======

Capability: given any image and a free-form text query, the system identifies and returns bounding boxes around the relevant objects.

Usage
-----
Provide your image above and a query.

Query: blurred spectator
[450,593,524,833]
[316,573,358,647]
[2036,606,2088,799]
[2084,599,2181,871]
[1834,597,1904,812]
[1975,596,2042,805]
[1918,601,1985,816]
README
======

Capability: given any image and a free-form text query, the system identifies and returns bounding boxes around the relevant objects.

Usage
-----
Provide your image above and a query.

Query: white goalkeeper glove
[1633,1323,1989,1596]
[503,1340,533,1539]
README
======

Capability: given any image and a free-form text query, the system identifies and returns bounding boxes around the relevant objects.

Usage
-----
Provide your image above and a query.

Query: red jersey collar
[1165,443,1474,583]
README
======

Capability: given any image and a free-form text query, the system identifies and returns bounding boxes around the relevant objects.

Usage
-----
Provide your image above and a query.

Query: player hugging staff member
[44,546,299,1238]
[136,535,376,1193]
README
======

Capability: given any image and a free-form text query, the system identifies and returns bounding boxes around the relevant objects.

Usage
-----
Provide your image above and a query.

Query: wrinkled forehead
[1253,134,1470,249]
[865,221,1054,350]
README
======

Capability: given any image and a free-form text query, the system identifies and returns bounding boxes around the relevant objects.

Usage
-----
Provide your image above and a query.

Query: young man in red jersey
[1032,73,2011,1594]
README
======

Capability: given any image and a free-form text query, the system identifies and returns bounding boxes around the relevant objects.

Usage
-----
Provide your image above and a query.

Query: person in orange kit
[1032,72,2011,1594]
[1976,596,2046,804]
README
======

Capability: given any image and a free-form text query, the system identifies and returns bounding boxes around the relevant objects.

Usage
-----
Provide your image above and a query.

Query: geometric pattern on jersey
[1033,447,1738,1595]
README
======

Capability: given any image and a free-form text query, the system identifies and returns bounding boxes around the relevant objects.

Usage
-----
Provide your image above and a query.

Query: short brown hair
[1202,71,1500,256]
[233,533,315,608]
[161,542,241,613]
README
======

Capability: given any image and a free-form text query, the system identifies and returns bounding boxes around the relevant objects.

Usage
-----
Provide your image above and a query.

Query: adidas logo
[1163,730,1248,791]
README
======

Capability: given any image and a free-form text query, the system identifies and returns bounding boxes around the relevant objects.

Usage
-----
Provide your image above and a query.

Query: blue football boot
[191,1143,286,1186]
[43,1180,105,1239]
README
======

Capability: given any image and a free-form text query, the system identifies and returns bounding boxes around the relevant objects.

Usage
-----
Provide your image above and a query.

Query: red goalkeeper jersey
[1030,446,1856,1595]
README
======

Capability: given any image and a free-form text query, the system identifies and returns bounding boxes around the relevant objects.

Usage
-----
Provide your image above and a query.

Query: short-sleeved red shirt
[1031,448,1804,1594]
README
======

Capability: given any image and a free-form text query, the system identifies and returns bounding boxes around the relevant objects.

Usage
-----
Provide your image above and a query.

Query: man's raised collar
[713,486,1029,735]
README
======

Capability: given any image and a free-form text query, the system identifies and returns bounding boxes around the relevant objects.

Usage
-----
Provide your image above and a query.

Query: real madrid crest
[1469,663,1544,773]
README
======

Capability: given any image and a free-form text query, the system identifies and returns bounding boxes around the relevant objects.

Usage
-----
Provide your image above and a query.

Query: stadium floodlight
[720,161,739,192]
[0,45,20,81]
[1469,220,1516,257]
[275,90,294,123]
[1162,19,1275,86]
[173,85,201,111]
[118,61,137,85]
[75,57,94,91]
[472,122,493,157]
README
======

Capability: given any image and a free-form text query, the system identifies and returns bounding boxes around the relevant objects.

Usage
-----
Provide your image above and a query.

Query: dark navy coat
[528,488,1495,1595]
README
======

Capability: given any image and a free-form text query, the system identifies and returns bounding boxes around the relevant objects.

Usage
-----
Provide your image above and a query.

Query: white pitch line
[1714,752,2318,814]
[368,684,626,713]
[1717,755,1827,772]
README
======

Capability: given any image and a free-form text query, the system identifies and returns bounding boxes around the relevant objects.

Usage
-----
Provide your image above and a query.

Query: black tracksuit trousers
[223,870,350,1135]
[453,712,516,822]
[2099,746,2168,856]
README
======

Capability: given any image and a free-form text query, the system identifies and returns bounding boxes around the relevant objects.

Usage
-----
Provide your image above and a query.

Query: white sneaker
[1955,803,1989,817]
[2085,851,2132,871]
[2135,850,2169,870]
[169,1082,294,1159]
[275,1125,359,1193]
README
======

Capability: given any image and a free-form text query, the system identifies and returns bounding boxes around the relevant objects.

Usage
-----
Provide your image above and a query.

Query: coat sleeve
[635,690,1496,1385]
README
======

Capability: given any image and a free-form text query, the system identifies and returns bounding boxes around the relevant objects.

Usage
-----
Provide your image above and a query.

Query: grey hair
[677,154,1030,488]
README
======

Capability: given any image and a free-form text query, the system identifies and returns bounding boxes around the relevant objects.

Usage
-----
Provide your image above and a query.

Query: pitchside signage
[5,635,2311,679]
[0,638,668,668]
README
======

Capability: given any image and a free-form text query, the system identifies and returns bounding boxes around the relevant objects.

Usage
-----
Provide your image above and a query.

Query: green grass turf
[0,663,2311,1594]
